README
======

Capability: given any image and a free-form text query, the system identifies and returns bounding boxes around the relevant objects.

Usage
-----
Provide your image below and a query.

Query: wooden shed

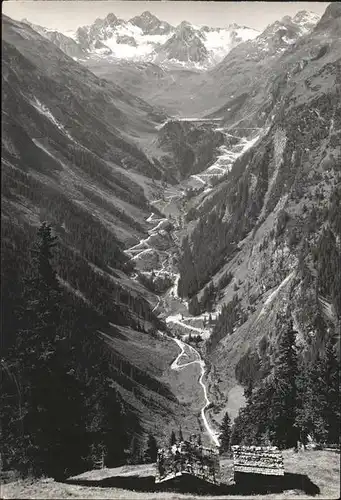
[155,441,220,485]
[232,445,284,481]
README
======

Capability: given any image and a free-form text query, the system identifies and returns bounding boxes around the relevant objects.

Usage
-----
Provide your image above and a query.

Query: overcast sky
[3,1,330,32]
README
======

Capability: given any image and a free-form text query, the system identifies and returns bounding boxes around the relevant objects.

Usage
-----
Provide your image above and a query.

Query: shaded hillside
[1,15,190,480]
[2,16,166,169]
[177,3,341,427]
[2,15,171,247]
[22,18,88,59]
[154,120,225,181]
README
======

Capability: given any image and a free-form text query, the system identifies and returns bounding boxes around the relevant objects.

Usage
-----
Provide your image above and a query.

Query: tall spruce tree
[129,435,141,465]
[189,295,201,316]
[144,434,158,463]
[178,237,198,298]
[320,336,340,443]
[1,222,132,478]
[244,379,253,403]
[268,320,299,449]
[296,335,340,445]
[219,412,232,453]
[170,430,177,446]
[13,223,88,479]
[15,223,63,475]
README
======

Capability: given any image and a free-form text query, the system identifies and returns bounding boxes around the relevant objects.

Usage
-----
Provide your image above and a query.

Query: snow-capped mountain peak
[233,9,322,62]
[24,12,262,69]
[292,10,321,31]
[67,13,261,68]
[129,10,173,35]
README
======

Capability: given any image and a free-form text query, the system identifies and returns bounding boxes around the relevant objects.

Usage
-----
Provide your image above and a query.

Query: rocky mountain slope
[203,10,326,124]
[176,3,341,426]
[185,10,323,119]
[155,21,209,66]
[22,18,88,59]
[129,10,173,35]
[83,58,200,116]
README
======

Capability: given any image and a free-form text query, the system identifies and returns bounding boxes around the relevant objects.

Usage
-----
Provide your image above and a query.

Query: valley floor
[2,450,339,500]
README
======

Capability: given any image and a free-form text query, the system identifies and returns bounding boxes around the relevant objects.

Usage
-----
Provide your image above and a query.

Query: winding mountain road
[169,337,220,447]
[127,210,220,448]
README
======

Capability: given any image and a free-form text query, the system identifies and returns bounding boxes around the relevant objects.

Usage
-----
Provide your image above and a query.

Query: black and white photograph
[1,0,340,498]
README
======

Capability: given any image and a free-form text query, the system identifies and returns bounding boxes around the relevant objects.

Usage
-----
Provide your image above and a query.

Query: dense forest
[231,318,340,448]
[0,220,167,480]
[207,294,247,353]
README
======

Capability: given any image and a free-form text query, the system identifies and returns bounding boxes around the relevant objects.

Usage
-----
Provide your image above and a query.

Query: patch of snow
[204,29,234,62]
[234,26,260,41]
[90,22,172,60]
[203,26,259,64]
[191,174,207,185]
[170,274,180,298]
[282,36,295,45]
[131,248,153,260]
[32,138,58,159]
[58,277,91,305]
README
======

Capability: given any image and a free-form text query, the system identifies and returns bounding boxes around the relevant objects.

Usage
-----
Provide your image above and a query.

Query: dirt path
[168,336,220,447]
[126,207,220,447]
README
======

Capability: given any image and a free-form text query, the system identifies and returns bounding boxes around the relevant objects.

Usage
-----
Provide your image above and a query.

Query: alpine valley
[1,3,340,499]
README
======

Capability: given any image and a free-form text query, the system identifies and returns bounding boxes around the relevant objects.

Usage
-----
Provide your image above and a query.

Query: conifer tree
[321,336,340,443]
[179,427,184,442]
[189,295,201,316]
[129,436,141,464]
[170,430,177,446]
[13,223,63,475]
[296,359,325,444]
[244,379,253,403]
[296,335,340,444]
[268,320,299,449]
[1,222,131,478]
[219,412,232,453]
[144,434,158,463]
